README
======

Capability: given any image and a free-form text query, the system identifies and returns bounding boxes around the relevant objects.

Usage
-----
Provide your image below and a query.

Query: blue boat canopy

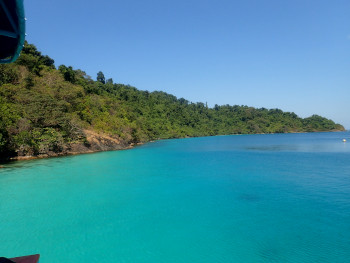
[0,0,25,63]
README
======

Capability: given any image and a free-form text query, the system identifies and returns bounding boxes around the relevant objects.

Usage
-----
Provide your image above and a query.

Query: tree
[39,55,55,68]
[0,64,19,85]
[106,78,113,84]
[21,41,41,57]
[15,41,55,75]
[58,65,76,83]
[97,71,105,84]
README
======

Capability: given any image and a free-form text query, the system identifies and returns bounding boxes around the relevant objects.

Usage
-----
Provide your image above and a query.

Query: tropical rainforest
[0,42,344,160]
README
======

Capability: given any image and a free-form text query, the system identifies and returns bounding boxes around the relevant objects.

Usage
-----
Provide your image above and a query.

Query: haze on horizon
[25,0,350,129]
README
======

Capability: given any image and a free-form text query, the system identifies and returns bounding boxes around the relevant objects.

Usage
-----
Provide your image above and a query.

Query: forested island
[0,42,344,160]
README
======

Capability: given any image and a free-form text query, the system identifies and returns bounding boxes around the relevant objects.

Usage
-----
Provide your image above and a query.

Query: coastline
[8,145,135,161]
[0,129,142,164]
[0,129,346,165]
[1,143,141,164]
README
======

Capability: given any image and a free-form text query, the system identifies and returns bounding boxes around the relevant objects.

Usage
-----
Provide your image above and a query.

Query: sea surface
[1,132,350,263]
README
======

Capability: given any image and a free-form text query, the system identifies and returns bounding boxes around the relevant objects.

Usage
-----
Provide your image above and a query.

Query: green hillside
[0,42,344,160]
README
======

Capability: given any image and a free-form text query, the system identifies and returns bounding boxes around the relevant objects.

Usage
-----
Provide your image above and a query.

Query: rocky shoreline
[0,129,140,164]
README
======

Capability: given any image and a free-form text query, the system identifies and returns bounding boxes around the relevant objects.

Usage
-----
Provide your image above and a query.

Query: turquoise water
[1,132,350,262]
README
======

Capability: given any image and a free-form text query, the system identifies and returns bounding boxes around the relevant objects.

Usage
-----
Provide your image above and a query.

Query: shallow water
[1,132,350,262]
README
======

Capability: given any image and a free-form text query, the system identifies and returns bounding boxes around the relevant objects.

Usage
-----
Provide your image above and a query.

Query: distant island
[0,42,344,161]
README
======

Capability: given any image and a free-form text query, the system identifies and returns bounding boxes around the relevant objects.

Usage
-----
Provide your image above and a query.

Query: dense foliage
[0,42,344,158]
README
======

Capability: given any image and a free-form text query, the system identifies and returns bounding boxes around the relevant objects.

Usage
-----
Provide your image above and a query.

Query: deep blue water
[1,132,350,262]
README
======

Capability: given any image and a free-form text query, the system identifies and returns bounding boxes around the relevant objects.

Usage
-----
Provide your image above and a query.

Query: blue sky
[25,0,350,128]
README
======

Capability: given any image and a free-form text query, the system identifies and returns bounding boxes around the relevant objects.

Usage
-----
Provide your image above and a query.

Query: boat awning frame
[0,0,25,64]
